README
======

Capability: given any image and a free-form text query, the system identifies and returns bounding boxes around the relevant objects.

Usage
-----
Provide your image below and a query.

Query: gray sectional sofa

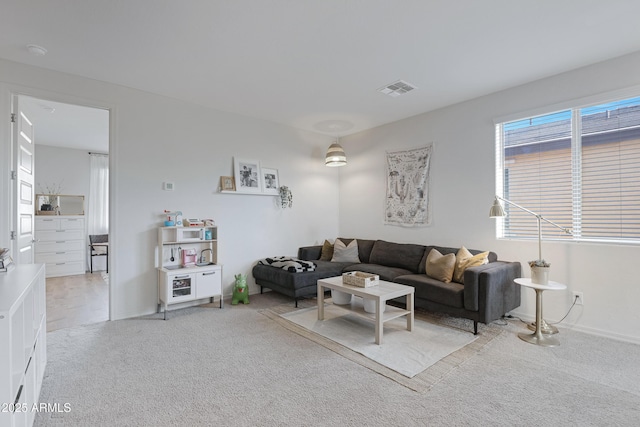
[252,238,521,334]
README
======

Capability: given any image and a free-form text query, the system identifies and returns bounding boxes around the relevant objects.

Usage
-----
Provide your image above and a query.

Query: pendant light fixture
[325,137,347,167]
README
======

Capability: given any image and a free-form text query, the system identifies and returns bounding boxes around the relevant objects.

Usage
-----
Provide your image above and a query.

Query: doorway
[17,95,110,330]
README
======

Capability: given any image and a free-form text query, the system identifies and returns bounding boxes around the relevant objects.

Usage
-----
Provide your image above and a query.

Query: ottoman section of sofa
[252,260,355,302]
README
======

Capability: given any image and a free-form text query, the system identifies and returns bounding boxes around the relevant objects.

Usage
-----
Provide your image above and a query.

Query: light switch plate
[163,182,174,191]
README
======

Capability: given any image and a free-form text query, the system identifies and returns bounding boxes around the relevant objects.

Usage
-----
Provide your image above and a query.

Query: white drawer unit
[35,216,86,278]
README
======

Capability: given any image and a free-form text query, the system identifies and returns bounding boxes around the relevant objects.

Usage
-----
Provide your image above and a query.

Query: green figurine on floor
[232,274,249,305]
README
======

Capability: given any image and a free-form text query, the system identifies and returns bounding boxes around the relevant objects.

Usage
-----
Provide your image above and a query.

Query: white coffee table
[317,276,414,345]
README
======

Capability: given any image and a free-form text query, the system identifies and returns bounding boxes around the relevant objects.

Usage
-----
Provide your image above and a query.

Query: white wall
[0,58,339,320]
[35,145,90,199]
[339,51,640,342]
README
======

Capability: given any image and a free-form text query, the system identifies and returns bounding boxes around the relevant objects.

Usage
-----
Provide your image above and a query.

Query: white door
[12,97,36,264]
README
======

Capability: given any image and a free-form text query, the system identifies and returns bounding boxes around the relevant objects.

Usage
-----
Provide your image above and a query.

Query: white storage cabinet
[35,216,85,277]
[157,226,222,319]
[0,264,47,427]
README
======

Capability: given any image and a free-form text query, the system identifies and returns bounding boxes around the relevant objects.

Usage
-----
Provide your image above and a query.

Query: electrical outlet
[572,291,584,306]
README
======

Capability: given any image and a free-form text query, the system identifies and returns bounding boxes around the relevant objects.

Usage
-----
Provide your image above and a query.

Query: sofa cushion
[355,239,376,264]
[420,246,498,274]
[394,274,464,308]
[369,240,426,273]
[331,239,360,262]
[319,240,334,261]
[425,249,456,283]
[342,263,411,282]
[298,245,322,261]
[453,246,489,283]
[253,260,350,291]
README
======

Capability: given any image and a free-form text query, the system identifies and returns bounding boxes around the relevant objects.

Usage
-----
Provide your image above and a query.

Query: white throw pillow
[331,239,360,263]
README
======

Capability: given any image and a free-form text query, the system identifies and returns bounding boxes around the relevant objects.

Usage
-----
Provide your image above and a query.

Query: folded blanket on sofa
[258,256,316,273]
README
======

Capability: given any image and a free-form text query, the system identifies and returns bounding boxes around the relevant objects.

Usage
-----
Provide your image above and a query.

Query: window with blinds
[496,95,640,243]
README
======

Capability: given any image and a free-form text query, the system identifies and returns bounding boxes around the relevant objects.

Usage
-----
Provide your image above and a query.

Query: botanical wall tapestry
[385,144,433,227]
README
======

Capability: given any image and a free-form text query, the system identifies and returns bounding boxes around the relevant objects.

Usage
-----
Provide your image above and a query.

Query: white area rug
[281,303,477,378]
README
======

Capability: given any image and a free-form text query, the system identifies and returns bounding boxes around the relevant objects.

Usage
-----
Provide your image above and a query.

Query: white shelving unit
[157,226,222,319]
[35,216,85,277]
[0,264,47,427]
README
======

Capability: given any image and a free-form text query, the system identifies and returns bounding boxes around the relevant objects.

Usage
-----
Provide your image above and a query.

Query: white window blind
[496,95,640,243]
[580,98,640,240]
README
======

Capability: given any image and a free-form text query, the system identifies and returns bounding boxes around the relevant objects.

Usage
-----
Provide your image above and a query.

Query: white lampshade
[489,198,506,218]
[325,140,347,167]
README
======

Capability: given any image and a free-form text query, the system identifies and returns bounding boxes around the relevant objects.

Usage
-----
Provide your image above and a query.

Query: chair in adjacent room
[89,234,109,273]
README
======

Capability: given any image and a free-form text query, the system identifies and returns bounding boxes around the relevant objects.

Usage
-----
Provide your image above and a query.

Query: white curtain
[87,153,109,269]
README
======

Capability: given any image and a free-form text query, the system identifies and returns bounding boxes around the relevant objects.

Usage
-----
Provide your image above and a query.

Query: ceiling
[3,1,640,146]
[19,96,109,152]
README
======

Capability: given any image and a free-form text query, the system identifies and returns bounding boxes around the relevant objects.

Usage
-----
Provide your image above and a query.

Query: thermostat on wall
[163,182,174,191]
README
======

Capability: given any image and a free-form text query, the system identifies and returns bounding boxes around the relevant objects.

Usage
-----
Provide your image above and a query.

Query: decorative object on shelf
[385,144,433,227]
[37,182,64,213]
[162,210,183,226]
[183,218,205,227]
[220,176,235,191]
[181,248,197,267]
[232,274,249,305]
[489,195,573,284]
[325,138,347,167]
[37,181,64,204]
[278,185,293,208]
[234,157,262,193]
[262,167,279,195]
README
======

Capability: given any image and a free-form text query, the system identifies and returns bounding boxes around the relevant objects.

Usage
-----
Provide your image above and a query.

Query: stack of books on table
[0,248,14,273]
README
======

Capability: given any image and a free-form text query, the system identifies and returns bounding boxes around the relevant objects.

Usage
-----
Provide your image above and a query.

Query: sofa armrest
[463,261,521,322]
[298,245,322,261]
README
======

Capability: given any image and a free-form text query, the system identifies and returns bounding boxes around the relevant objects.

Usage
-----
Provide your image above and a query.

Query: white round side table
[514,278,567,347]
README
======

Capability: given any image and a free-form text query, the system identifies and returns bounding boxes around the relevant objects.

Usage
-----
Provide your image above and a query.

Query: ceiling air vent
[378,80,417,97]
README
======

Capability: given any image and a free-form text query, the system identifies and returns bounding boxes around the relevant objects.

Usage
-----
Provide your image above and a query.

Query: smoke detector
[27,44,48,56]
[378,80,417,97]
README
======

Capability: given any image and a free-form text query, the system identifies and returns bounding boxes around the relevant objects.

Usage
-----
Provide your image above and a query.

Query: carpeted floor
[35,292,640,426]
[262,299,499,391]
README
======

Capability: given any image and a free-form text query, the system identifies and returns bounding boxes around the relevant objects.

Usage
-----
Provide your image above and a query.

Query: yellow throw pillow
[425,249,456,283]
[453,246,489,283]
[319,239,334,261]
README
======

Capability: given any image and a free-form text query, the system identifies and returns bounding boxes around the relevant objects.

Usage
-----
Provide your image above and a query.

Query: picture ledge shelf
[219,190,276,196]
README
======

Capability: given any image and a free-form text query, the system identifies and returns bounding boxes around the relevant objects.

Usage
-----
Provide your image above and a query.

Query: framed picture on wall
[220,176,235,191]
[233,158,262,193]
[261,168,279,195]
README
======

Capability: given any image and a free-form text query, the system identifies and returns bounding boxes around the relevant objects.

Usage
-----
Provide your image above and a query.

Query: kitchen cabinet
[0,264,46,427]
[35,216,85,277]
[157,226,222,319]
